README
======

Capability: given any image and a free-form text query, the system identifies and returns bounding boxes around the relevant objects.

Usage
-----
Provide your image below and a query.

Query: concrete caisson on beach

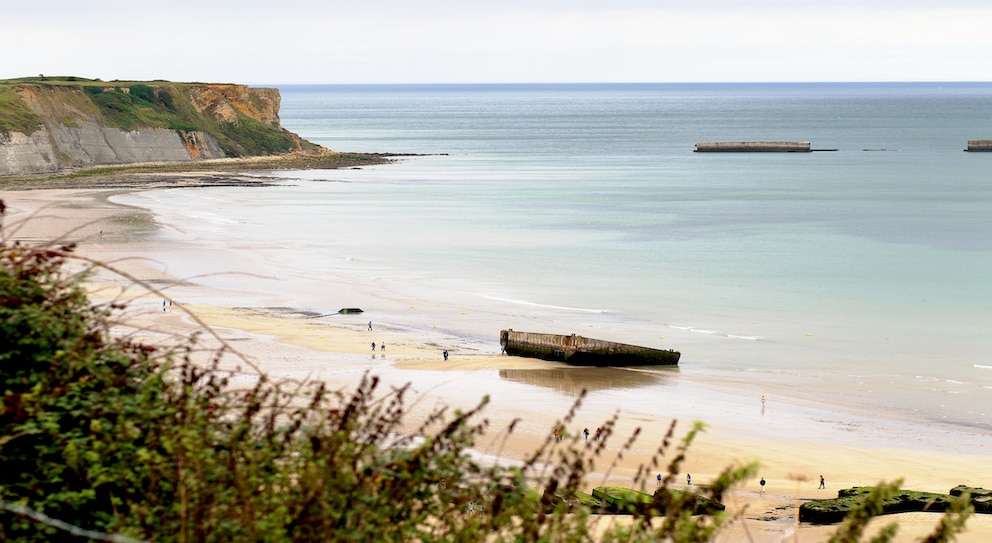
[500,330,680,367]
[965,140,992,151]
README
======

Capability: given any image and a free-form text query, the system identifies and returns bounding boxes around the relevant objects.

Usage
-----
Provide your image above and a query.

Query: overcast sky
[3,0,990,84]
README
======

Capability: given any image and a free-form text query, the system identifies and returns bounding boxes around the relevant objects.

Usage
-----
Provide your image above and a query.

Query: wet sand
[5,185,992,543]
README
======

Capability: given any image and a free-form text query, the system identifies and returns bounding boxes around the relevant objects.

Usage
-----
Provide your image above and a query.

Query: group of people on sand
[551,427,604,442]
[642,473,825,494]
[754,474,824,494]
[367,321,451,361]
[367,323,386,353]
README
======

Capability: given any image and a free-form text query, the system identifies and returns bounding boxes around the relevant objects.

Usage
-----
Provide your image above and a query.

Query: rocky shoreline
[0,152,399,190]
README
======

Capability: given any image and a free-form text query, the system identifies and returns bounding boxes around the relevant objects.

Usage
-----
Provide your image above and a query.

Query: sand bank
[4,186,991,543]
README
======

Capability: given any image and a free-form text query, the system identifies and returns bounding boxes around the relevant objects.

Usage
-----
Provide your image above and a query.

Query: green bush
[129,85,156,104]
[158,89,176,111]
[0,237,170,540]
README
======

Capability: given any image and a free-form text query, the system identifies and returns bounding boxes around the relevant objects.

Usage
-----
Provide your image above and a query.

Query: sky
[3,0,990,84]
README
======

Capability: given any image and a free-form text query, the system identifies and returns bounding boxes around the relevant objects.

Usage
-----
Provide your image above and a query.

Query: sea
[112,83,992,450]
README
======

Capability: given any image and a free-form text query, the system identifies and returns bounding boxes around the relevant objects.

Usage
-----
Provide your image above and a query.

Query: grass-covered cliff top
[0,75,317,157]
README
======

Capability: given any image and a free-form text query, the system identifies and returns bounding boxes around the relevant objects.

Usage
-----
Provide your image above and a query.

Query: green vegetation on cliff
[0,87,42,136]
[0,76,318,157]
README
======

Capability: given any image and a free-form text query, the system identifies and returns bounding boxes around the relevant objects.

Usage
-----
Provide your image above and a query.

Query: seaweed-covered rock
[950,486,992,514]
[800,487,955,524]
[585,486,725,516]
[592,487,657,515]
[836,487,874,499]
[651,488,726,516]
[542,489,609,513]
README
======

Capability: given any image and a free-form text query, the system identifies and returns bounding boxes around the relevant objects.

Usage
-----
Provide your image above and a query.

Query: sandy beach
[5,181,991,543]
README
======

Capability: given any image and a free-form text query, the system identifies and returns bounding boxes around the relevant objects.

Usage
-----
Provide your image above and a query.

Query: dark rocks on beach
[951,485,992,513]
[543,486,724,516]
[799,485,992,524]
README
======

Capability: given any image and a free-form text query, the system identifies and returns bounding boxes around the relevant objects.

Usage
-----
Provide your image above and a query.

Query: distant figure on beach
[553,429,559,441]
[656,473,662,486]
[380,342,385,351]
[368,321,373,331]
[443,350,449,361]
[686,474,691,486]
[371,342,376,351]
[819,475,825,489]
[595,427,601,440]
[761,395,766,416]
[583,428,589,440]
[760,477,766,493]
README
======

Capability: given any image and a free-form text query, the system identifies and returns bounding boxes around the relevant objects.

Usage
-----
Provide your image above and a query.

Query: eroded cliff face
[188,85,281,125]
[1,82,302,177]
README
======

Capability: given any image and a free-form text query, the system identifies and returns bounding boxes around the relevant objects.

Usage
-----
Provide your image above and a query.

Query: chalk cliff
[0,77,321,177]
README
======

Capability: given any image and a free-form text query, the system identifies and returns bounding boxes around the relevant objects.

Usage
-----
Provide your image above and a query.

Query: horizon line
[259,80,992,87]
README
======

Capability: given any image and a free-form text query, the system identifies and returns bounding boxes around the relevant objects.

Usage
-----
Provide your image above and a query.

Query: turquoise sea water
[114,83,992,442]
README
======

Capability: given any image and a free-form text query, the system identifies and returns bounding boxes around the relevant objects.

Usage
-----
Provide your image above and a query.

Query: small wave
[668,326,719,335]
[974,364,992,370]
[945,379,966,385]
[671,325,756,339]
[478,294,606,313]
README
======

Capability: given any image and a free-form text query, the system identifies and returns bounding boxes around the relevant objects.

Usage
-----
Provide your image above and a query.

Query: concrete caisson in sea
[500,330,680,367]
[965,140,992,152]
[694,141,811,153]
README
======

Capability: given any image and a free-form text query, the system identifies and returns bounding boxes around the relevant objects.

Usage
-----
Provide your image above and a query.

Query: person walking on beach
[368,321,373,331]
[553,429,559,441]
[595,427,601,440]
[656,473,662,486]
[380,342,385,351]
[760,477,766,493]
[583,428,590,441]
[371,342,376,351]
[819,475,825,489]
[443,350,449,361]
[686,474,691,486]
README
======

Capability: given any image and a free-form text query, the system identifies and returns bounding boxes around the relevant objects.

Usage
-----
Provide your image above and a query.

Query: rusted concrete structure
[500,330,680,367]
[965,140,992,151]
[694,141,811,153]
